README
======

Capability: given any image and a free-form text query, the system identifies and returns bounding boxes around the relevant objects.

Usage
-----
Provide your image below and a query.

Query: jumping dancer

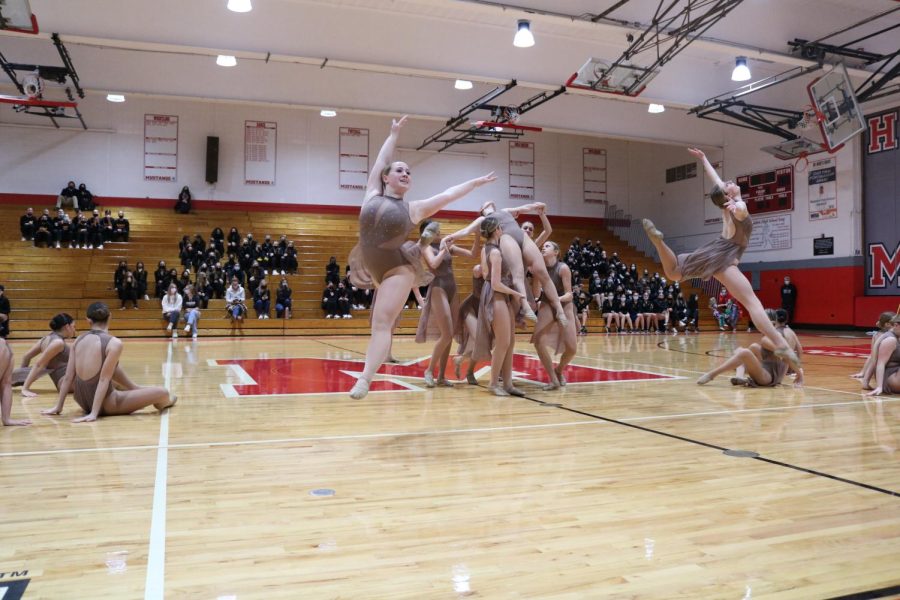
[347,116,496,399]
[642,147,800,368]
[530,241,577,390]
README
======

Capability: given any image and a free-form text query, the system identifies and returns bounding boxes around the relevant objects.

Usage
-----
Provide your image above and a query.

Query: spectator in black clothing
[322,282,339,318]
[134,261,149,300]
[167,268,181,293]
[258,235,275,273]
[118,271,139,309]
[53,208,73,249]
[275,278,292,318]
[336,282,352,318]
[77,183,96,211]
[0,285,9,338]
[195,272,211,308]
[174,186,192,214]
[100,210,115,243]
[73,211,89,248]
[282,240,298,274]
[113,211,130,242]
[210,264,227,298]
[33,209,54,247]
[179,269,192,292]
[180,243,195,269]
[254,279,271,319]
[226,227,241,254]
[114,261,129,289]
[239,238,256,271]
[210,228,225,255]
[780,275,797,324]
[88,211,104,249]
[57,181,79,210]
[192,233,206,254]
[325,256,340,285]
[154,261,169,298]
[246,262,263,295]
[226,257,244,286]
[20,208,35,241]
[685,293,700,332]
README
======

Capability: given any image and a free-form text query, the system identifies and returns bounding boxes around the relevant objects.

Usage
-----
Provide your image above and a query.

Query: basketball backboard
[566,57,658,97]
[807,63,865,152]
[0,0,37,34]
[760,137,826,161]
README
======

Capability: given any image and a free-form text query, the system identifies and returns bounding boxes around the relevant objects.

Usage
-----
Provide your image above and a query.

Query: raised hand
[687,147,705,159]
[391,115,408,134]
[474,172,497,187]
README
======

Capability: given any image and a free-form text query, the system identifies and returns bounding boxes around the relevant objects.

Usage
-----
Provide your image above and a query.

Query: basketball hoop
[793,151,809,173]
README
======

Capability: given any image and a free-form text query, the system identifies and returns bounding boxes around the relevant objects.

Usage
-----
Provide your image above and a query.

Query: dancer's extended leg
[488,296,512,395]
[532,308,560,390]
[642,219,682,281]
[351,267,415,398]
[102,386,176,415]
[426,288,454,384]
[522,238,567,325]
[697,346,771,385]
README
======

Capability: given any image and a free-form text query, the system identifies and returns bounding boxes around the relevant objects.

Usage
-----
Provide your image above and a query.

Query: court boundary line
[144,344,173,600]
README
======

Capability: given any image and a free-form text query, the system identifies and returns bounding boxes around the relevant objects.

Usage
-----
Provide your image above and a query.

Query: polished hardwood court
[0,331,898,599]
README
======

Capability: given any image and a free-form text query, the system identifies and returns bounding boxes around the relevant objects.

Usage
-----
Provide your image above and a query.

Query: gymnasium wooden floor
[1,331,898,599]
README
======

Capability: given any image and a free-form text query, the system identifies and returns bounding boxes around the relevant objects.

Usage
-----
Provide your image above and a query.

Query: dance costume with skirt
[530,261,576,354]
[416,243,458,343]
[348,194,432,289]
[455,275,484,351]
[472,243,513,361]
[677,212,753,280]
[11,331,69,389]
[746,325,789,387]
[72,330,117,416]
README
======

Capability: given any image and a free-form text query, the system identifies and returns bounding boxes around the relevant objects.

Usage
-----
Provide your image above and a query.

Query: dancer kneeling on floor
[42,302,176,422]
[698,309,803,387]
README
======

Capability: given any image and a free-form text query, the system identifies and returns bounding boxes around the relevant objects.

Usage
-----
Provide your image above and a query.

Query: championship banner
[864,105,900,294]
[808,157,837,221]
[143,114,178,182]
[244,121,277,186]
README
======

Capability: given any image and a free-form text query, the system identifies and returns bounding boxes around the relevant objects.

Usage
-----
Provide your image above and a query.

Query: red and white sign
[143,114,178,182]
[339,127,369,190]
[244,120,277,185]
[212,353,678,397]
[583,148,607,205]
[509,141,534,200]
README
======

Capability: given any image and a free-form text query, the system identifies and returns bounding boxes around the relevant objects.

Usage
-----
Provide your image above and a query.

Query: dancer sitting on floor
[472,216,526,397]
[346,115,496,399]
[42,302,176,422]
[698,309,803,387]
[530,241,577,390]
[416,219,480,388]
[642,147,800,369]
[852,311,897,382]
[864,314,900,396]
[13,313,76,397]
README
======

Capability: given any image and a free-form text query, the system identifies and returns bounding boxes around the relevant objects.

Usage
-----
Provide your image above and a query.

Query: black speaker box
[205,136,219,184]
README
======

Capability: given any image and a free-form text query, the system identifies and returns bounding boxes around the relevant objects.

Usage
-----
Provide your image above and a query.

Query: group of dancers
[346,118,807,399]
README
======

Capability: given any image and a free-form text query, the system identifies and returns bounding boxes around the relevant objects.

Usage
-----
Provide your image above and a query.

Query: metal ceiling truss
[0,33,87,129]
[418,81,565,152]
[583,0,745,96]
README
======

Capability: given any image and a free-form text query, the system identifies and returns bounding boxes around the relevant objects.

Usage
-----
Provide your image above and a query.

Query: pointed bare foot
[730,377,749,386]
[505,386,526,397]
[488,385,509,397]
[555,368,567,386]
[349,379,370,399]
[466,372,478,385]
[541,382,559,391]
[156,395,178,411]
[697,373,714,385]
[642,218,664,241]
[436,378,454,388]
[423,370,436,388]
[20,388,38,398]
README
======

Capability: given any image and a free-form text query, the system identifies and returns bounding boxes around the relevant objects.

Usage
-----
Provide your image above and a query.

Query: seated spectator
[192,233,206,254]
[153,261,169,298]
[161,283,182,338]
[100,209,115,242]
[653,290,671,332]
[325,256,340,285]
[195,272,212,309]
[671,293,688,332]
[322,282,339,318]
[336,282,352,319]
[239,237,256,271]
[167,268,181,293]
[210,264,227,299]
[275,278,292,319]
[226,227,241,254]
[0,285,9,339]
[77,183,96,211]
[33,209,54,248]
[719,299,739,331]
[53,208,73,249]
[174,186,192,214]
[134,261,149,300]
[225,278,247,322]
[282,240,298,275]
[73,211,90,248]
[118,271,139,310]
[258,235,275,273]
[88,210,104,249]
[254,279,271,319]
[179,269,192,293]
[114,261,129,289]
[20,207,36,241]
[180,243,195,269]
[113,211,130,241]
[574,285,590,335]
[601,297,618,333]
[246,262,263,295]
[57,181,79,210]
[210,227,225,255]
[181,285,201,339]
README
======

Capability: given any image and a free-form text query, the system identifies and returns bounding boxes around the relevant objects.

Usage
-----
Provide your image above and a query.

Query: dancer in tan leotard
[531,241,577,390]
[1,339,31,426]
[867,315,900,396]
[346,116,496,399]
[13,313,76,397]
[42,303,176,422]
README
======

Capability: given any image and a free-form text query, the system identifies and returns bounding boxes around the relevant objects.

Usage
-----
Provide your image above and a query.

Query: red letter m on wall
[869,242,900,288]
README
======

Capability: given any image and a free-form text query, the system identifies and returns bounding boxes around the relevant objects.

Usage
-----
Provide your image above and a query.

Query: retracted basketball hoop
[0,0,38,34]
[806,63,866,153]
[566,57,659,97]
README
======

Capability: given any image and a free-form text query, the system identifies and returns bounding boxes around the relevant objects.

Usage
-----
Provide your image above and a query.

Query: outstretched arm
[688,147,724,189]
[443,216,486,247]
[365,116,407,200]
[408,173,496,224]
[444,232,482,259]
[535,207,552,246]
[19,340,42,368]
[21,340,64,395]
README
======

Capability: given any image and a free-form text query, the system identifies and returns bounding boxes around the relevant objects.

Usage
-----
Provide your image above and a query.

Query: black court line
[824,583,900,600]
[316,339,899,498]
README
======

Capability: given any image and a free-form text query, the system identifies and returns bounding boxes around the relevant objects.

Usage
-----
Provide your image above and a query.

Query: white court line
[144,343,173,600]
[623,396,900,422]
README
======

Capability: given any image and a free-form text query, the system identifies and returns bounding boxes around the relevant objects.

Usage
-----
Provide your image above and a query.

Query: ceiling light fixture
[513,19,534,48]
[648,103,665,114]
[216,55,237,67]
[454,79,473,90]
[731,56,751,82]
[227,0,252,13]
[320,109,337,118]
[106,94,125,103]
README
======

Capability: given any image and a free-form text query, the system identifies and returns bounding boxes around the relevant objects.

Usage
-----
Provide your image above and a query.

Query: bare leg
[352,267,415,398]
[697,347,771,385]
[557,303,578,383]
[498,234,534,320]
[101,386,175,415]
[112,365,139,391]
[425,289,454,384]
[501,303,524,396]
[642,220,682,281]
[488,295,512,395]
[522,238,567,325]
[532,306,560,390]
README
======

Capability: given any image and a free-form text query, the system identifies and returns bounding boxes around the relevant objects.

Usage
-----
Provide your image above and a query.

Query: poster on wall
[808,157,837,220]
[143,114,178,182]
[509,141,534,200]
[747,213,792,252]
[863,105,900,295]
[338,127,369,190]
[583,147,607,205]
[702,159,724,225]
[244,120,277,185]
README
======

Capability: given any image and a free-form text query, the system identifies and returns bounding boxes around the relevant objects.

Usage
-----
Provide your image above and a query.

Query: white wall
[0,92,861,260]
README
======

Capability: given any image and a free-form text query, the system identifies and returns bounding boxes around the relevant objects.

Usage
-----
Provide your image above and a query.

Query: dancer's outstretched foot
[642,218,664,241]
[436,378,454,388]
[505,386,526,397]
[488,385,509,397]
[697,373,714,385]
[423,370,436,388]
[156,395,178,411]
[349,379,370,399]
[522,306,538,323]
[466,372,478,385]
[774,347,802,371]
[418,221,440,246]
[555,368,567,386]
[541,382,559,391]
[730,377,749,386]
